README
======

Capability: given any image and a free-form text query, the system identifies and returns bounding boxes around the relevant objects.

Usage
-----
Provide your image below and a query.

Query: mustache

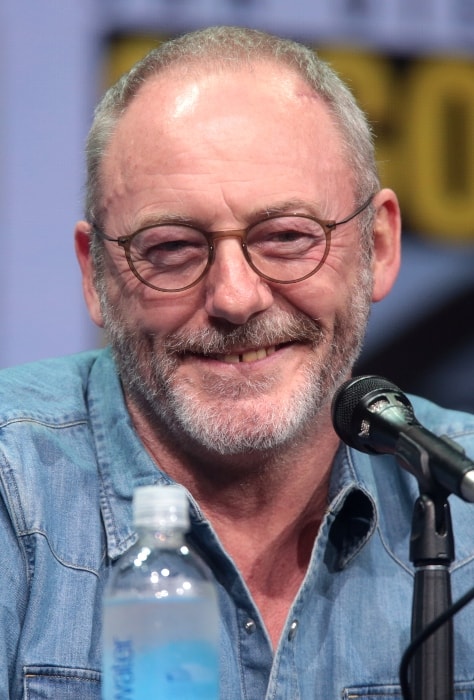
[163,310,324,356]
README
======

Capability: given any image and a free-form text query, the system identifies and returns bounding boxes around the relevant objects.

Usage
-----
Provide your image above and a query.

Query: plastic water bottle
[102,483,219,699]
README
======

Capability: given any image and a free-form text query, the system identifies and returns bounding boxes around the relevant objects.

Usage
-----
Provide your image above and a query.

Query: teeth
[220,346,276,364]
[223,354,241,364]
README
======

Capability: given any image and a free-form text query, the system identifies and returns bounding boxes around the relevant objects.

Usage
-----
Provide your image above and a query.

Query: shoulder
[0,349,107,423]
[0,350,111,554]
[409,394,474,447]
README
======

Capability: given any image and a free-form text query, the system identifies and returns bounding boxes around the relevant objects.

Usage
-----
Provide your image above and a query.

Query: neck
[127,392,337,507]
[127,396,339,649]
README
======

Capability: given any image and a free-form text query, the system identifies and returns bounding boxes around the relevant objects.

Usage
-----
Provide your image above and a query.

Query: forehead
[116,61,342,138]
[99,62,352,224]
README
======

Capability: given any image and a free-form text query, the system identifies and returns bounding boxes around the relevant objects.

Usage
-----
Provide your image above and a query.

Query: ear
[74,221,105,328]
[370,188,402,302]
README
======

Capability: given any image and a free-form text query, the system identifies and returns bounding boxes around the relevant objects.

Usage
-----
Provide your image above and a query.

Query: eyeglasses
[93,195,374,293]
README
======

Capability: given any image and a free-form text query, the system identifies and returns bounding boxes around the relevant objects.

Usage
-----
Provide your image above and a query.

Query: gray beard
[97,265,373,456]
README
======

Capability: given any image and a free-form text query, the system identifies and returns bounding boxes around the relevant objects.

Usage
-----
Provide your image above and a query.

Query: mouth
[194,340,302,364]
[215,345,278,364]
[167,312,323,368]
[181,338,304,365]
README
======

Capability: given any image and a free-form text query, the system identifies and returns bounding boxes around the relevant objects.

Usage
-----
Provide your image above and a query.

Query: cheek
[108,280,208,336]
[277,253,370,328]
[276,278,345,324]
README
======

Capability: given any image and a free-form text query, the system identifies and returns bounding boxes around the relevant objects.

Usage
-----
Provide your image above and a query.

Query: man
[1,26,474,699]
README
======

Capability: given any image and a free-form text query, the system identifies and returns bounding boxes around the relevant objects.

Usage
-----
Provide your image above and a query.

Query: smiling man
[77,54,396,463]
[1,26,474,700]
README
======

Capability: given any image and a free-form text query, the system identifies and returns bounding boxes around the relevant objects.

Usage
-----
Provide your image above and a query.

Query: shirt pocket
[24,666,100,699]
[342,686,401,699]
[343,681,474,698]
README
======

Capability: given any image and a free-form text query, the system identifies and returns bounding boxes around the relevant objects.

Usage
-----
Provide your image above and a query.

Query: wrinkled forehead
[95,61,353,229]
[106,60,344,162]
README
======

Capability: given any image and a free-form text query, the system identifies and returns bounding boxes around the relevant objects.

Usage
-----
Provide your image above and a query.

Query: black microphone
[331,375,474,502]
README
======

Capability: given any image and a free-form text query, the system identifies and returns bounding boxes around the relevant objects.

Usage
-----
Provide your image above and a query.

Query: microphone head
[331,375,414,453]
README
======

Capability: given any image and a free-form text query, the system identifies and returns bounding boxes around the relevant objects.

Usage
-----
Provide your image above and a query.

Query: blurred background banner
[1,0,473,411]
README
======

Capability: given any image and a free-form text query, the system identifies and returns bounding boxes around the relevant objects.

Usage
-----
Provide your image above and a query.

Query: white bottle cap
[133,484,190,530]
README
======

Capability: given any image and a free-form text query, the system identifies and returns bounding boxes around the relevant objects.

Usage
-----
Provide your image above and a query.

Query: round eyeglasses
[93,195,374,293]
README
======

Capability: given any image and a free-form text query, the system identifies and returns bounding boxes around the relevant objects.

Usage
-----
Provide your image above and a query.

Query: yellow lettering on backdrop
[404,59,474,241]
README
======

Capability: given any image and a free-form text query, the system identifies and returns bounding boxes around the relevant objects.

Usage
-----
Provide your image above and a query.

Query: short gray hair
[85,26,379,231]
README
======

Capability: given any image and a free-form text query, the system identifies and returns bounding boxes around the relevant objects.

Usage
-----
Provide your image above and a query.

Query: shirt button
[244,619,256,634]
[288,620,298,641]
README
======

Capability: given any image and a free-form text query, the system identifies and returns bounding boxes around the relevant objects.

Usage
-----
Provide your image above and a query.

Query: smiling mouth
[211,345,278,364]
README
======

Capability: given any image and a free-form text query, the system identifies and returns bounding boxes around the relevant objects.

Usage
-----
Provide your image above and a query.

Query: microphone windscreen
[331,375,399,445]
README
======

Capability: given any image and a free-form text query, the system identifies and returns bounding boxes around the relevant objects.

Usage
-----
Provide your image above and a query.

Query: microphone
[331,375,474,502]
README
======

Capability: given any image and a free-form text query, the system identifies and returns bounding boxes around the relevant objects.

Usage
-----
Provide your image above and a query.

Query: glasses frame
[93,194,374,293]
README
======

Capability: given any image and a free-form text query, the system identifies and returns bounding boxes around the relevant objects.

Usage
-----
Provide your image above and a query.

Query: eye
[131,226,208,267]
[248,217,326,257]
[267,229,311,243]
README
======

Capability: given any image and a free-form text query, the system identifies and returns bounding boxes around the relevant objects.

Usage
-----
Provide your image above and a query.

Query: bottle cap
[133,484,190,530]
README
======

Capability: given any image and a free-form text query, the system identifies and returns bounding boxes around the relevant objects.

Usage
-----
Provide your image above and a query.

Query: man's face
[90,63,374,455]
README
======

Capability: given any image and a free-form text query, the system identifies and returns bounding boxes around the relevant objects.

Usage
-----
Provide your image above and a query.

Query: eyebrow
[255,199,328,220]
[128,198,328,234]
[129,212,197,233]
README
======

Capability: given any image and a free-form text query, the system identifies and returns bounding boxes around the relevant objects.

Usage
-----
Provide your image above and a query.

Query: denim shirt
[1,348,474,699]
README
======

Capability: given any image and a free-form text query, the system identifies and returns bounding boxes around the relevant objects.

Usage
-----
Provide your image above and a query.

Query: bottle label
[109,637,134,696]
[102,595,219,700]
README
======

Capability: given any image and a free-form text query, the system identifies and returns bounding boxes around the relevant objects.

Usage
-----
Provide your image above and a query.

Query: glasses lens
[129,225,209,291]
[246,216,328,282]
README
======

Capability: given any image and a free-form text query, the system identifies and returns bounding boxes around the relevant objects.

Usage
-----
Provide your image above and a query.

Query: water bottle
[102,483,219,699]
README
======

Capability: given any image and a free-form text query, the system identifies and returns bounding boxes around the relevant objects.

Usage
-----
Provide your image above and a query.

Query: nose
[204,238,274,325]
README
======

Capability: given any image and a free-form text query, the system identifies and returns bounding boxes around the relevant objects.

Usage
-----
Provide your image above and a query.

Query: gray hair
[85,25,379,234]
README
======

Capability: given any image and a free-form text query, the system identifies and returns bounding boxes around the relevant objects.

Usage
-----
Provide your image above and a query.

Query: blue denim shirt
[1,348,474,699]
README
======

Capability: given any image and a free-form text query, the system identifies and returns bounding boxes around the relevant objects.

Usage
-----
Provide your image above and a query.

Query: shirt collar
[87,349,170,559]
[323,442,378,570]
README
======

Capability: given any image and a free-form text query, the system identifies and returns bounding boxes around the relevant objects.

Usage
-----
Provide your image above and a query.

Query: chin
[161,378,322,455]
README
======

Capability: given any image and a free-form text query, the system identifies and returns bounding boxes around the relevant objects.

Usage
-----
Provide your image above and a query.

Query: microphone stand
[408,486,454,700]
